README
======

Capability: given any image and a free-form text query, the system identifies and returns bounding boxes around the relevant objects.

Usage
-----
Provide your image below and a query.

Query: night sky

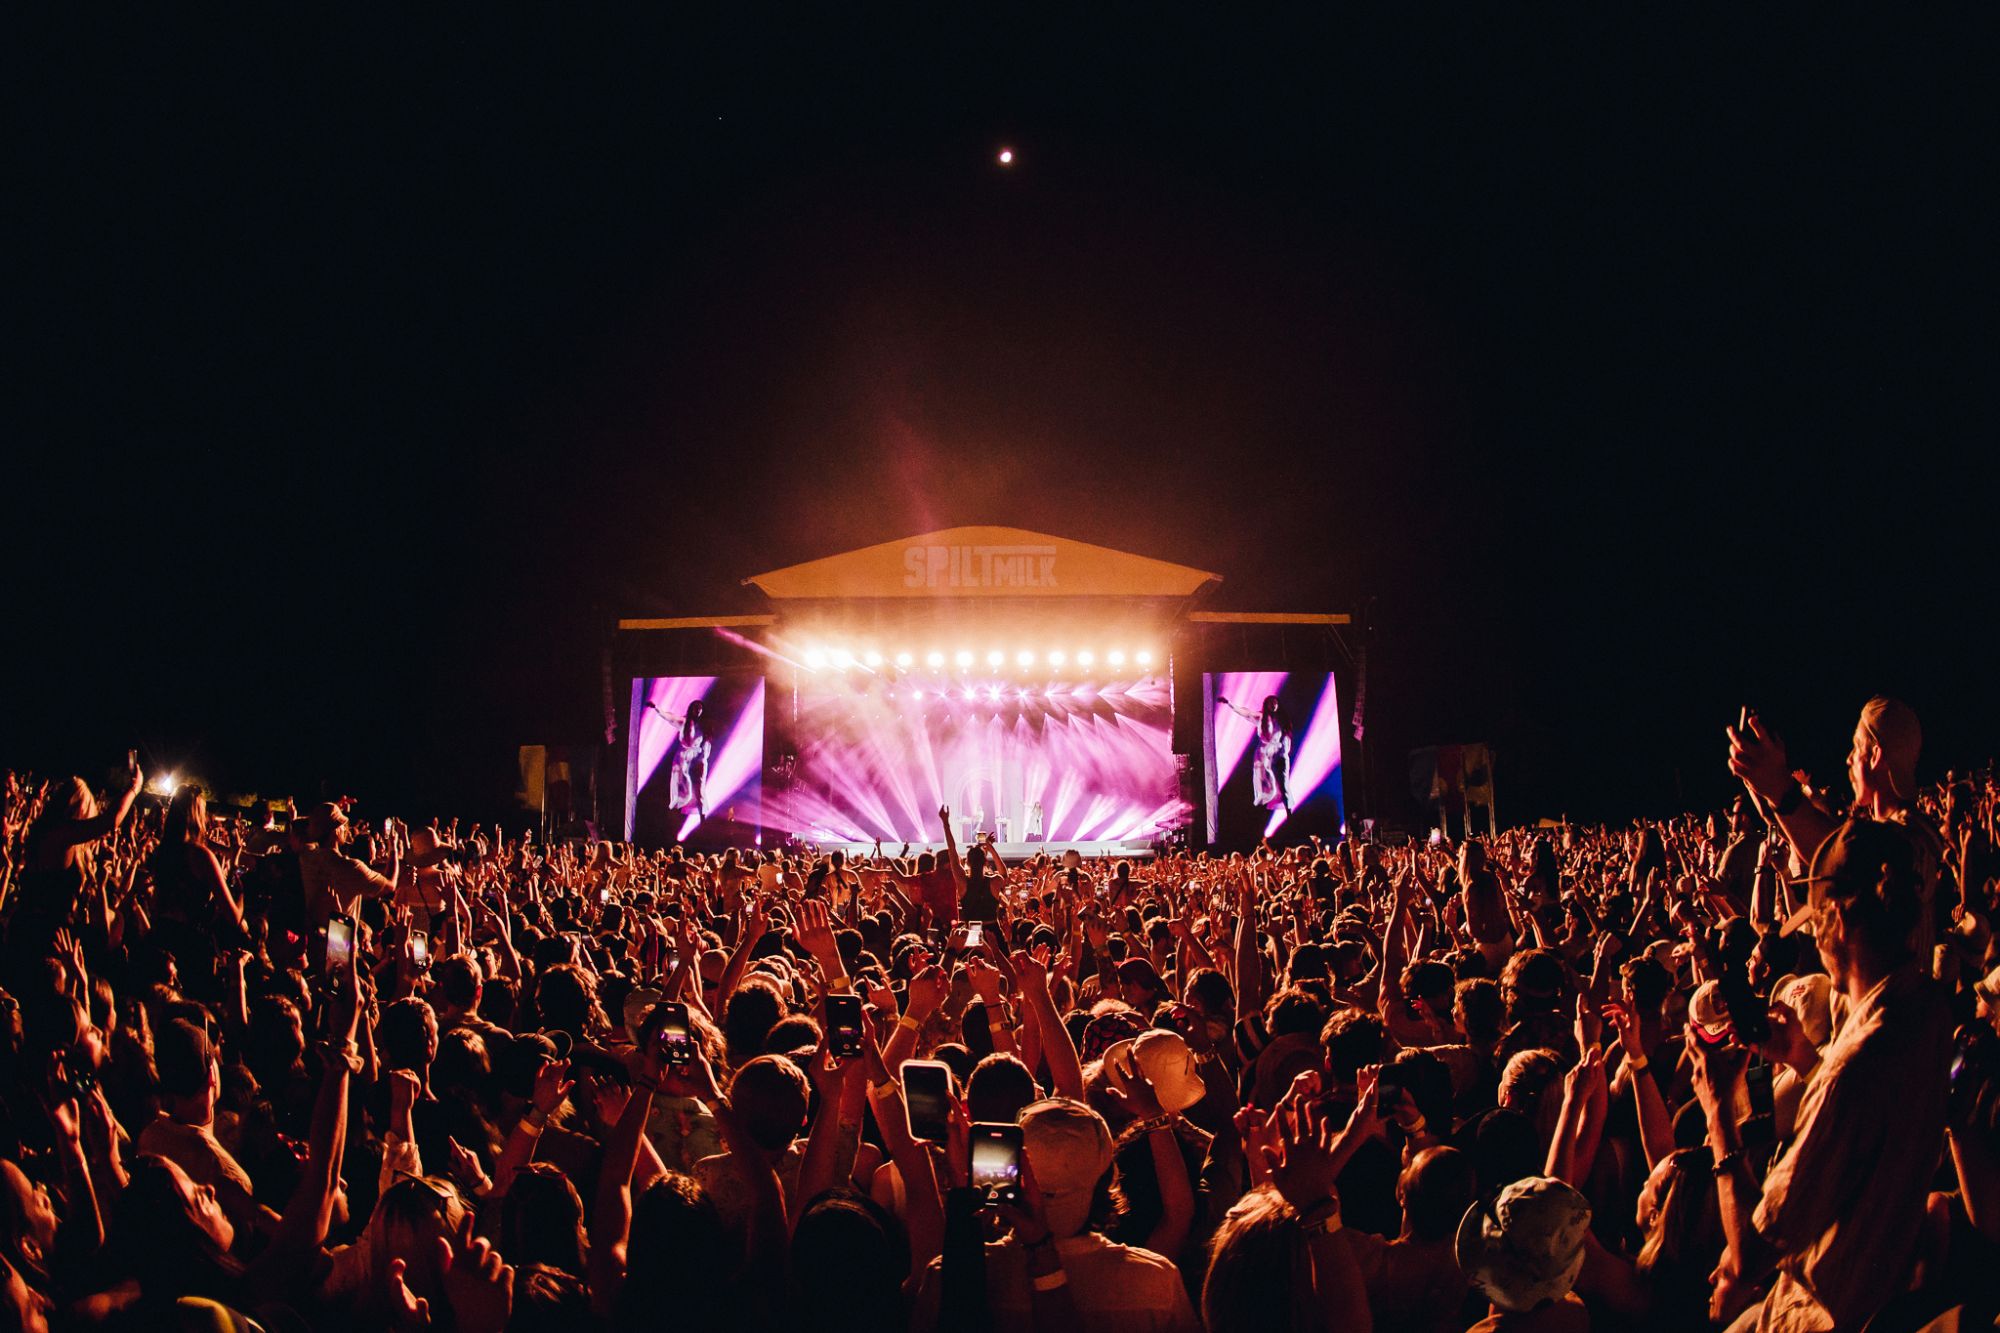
[12,11,1995,827]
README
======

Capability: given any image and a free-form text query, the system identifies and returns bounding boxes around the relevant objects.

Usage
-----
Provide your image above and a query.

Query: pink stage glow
[776,673,1186,844]
[1213,671,1289,790]
[1264,675,1346,839]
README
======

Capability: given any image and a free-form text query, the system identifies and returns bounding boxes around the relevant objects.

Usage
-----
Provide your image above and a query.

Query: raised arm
[1011,949,1083,1100]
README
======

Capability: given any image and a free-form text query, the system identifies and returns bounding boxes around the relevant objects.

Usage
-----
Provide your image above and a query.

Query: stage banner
[1462,743,1495,805]
[745,526,1218,600]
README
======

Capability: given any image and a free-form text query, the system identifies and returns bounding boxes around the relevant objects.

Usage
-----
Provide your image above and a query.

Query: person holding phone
[299,801,396,929]
[915,1098,1199,1332]
[1692,819,1953,1331]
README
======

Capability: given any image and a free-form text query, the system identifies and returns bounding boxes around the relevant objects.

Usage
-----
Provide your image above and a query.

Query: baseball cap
[1020,1099,1113,1236]
[1455,1176,1592,1314]
[1779,819,1922,938]
[1687,980,1732,1044]
[1769,972,1834,1047]
[1101,1029,1207,1115]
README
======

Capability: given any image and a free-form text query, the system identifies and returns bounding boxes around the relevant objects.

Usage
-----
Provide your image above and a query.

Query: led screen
[1203,671,1344,844]
[625,674,764,846]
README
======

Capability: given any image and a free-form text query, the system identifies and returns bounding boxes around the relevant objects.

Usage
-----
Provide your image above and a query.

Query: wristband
[1400,1113,1428,1136]
[1771,784,1804,818]
[826,974,853,993]
[1711,1146,1747,1176]
[523,1105,551,1131]
[1030,1270,1068,1291]
[867,1078,897,1099]
[1627,1055,1650,1073]
[896,1013,922,1033]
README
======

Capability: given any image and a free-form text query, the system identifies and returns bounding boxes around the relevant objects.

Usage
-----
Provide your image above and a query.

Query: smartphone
[902,1060,952,1144]
[325,919,355,975]
[826,993,864,1059]
[654,1002,695,1069]
[408,929,430,969]
[964,921,984,948]
[969,1122,1024,1204]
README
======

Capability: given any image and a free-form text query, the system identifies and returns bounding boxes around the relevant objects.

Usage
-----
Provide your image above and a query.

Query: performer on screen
[1219,693,1293,816]
[649,698,711,821]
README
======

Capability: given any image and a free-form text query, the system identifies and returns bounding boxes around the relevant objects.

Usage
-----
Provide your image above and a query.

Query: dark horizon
[11,11,1995,829]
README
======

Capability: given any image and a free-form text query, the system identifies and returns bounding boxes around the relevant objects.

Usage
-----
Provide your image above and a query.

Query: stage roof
[744,527,1221,601]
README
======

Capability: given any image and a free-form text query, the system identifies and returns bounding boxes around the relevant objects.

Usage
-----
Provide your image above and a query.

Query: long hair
[162,787,209,848]
[1202,1187,1317,1333]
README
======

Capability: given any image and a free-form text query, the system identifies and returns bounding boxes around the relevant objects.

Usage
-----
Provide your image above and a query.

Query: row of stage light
[799,646,1158,673]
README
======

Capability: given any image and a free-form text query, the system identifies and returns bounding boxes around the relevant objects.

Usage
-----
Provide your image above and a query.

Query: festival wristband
[1031,1270,1069,1291]
[896,1013,922,1033]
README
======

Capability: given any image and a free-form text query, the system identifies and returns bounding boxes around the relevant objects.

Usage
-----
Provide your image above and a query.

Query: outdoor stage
[610,527,1359,853]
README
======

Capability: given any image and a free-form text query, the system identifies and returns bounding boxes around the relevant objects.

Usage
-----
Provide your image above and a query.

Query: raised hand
[531,1057,574,1117]
[794,898,842,971]
[446,1137,493,1197]
[1263,1082,1341,1213]
[1602,1001,1645,1063]
[1727,714,1792,804]
[1104,1045,1166,1120]
[436,1210,514,1333]
[906,964,948,1019]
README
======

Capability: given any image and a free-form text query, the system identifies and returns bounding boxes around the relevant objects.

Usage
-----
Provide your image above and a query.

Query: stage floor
[812,839,1159,862]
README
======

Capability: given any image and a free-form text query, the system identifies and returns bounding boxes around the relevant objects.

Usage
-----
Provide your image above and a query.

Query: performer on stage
[1219,693,1293,815]
[650,698,711,821]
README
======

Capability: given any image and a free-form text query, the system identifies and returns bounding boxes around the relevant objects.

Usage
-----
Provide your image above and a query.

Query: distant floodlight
[1135,649,1155,667]
[1015,649,1035,667]
[895,651,914,668]
[986,649,1005,667]
[804,648,828,670]
[831,648,855,669]
[1107,649,1126,667]
[986,687,1001,701]
[1047,650,1066,667]
[912,689,925,700]
[864,650,884,668]
[1076,650,1094,667]
[926,650,945,668]
[955,649,974,668]
[998,147,1014,166]
[151,772,181,798]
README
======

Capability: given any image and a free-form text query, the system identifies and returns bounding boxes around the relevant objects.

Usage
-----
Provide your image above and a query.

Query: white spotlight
[987,649,1005,667]
[1076,650,1095,667]
[926,650,945,668]
[896,651,914,668]
[986,687,1001,701]
[864,650,884,668]
[1047,649,1066,668]
[1107,649,1126,667]
[804,648,828,670]
[1015,649,1035,667]
[955,649,974,668]
[1135,649,1155,667]
[831,648,855,670]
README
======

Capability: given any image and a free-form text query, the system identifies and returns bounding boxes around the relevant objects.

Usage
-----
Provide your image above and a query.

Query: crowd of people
[1,694,1996,1332]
